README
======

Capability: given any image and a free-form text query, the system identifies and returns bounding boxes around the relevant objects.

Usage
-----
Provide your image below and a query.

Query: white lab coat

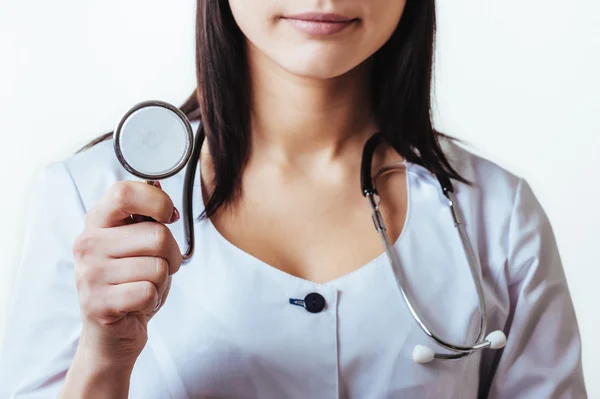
[0,125,587,398]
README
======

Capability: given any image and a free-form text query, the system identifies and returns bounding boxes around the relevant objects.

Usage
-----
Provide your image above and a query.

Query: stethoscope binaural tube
[360,133,507,364]
[179,120,205,263]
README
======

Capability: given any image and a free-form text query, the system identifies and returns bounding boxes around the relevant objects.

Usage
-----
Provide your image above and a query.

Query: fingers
[73,222,182,276]
[73,179,184,328]
[85,181,178,228]
[107,256,171,299]
[75,255,177,323]
[105,281,160,316]
[111,222,182,275]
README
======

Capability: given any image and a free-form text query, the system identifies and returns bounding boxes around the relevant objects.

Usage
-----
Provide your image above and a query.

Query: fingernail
[154,181,162,189]
[153,297,162,311]
[169,207,180,223]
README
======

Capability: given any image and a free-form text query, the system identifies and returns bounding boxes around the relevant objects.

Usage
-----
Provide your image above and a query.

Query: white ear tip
[486,330,507,349]
[413,345,435,363]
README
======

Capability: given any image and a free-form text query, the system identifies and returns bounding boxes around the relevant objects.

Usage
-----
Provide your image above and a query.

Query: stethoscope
[114,100,507,364]
[360,133,506,363]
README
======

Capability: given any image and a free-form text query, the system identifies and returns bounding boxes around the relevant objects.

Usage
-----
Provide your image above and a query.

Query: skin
[207,0,408,284]
[62,0,408,396]
[61,181,181,397]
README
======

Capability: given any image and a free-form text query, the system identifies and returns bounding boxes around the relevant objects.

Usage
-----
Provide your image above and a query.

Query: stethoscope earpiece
[486,330,507,350]
[413,345,435,364]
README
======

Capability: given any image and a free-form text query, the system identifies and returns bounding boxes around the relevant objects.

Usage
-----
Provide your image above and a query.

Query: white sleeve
[484,178,587,398]
[0,162,85,398]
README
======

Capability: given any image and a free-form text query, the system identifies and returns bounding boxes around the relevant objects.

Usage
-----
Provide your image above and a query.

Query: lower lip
[283,18,356,36]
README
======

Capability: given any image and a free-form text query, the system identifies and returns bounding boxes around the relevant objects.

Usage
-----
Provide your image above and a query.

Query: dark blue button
[289,292,326,313]
[304,293,326,313]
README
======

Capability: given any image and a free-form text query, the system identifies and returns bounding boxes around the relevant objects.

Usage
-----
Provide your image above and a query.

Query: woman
[0,0,587,397]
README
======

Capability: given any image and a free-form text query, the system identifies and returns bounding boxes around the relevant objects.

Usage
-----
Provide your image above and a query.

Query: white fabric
[0,124,587,398]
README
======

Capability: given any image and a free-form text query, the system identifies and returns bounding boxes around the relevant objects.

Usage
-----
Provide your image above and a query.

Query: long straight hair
[78,0,468,218]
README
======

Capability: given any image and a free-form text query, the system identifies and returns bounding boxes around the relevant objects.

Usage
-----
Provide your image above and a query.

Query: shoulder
[439,136,522,201]
[437,137,532,234]
[56,138,132,212]
[439,136,554,273]
[438,137,533,256]
[64,137,124,174]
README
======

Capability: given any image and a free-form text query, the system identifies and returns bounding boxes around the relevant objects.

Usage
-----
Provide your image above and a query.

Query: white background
[1,0,599,395]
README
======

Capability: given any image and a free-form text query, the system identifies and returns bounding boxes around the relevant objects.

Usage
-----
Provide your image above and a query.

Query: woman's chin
[275,57,361,81]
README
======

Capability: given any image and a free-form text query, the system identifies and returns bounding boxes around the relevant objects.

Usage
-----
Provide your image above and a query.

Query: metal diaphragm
[113,100,194,180]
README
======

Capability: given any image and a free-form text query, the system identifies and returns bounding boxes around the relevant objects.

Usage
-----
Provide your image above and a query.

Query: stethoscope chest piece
[113,100,197,262]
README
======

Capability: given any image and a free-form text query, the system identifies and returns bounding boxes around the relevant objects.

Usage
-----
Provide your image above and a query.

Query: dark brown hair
[78,0,468,218]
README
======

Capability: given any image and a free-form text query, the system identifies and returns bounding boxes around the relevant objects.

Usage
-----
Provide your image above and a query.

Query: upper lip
[283,12,356,22]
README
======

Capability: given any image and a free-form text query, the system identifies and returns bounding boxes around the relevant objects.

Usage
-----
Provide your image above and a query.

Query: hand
[71,180,182,367]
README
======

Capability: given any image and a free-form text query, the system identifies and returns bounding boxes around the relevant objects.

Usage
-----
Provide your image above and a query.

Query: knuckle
[74,277,104,319]
[78,289,96,316]
[72,233,95,260]
[74,263,100,286]
[158,195,174,220]
[140,281,157,305]
[153,223,171,250]
[154,257,169,283]
[172,251,182,274]
[73,266,86,286]
[110,182,132,209]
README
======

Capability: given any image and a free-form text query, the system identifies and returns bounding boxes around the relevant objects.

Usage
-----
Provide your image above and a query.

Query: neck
[247,46,378,167]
